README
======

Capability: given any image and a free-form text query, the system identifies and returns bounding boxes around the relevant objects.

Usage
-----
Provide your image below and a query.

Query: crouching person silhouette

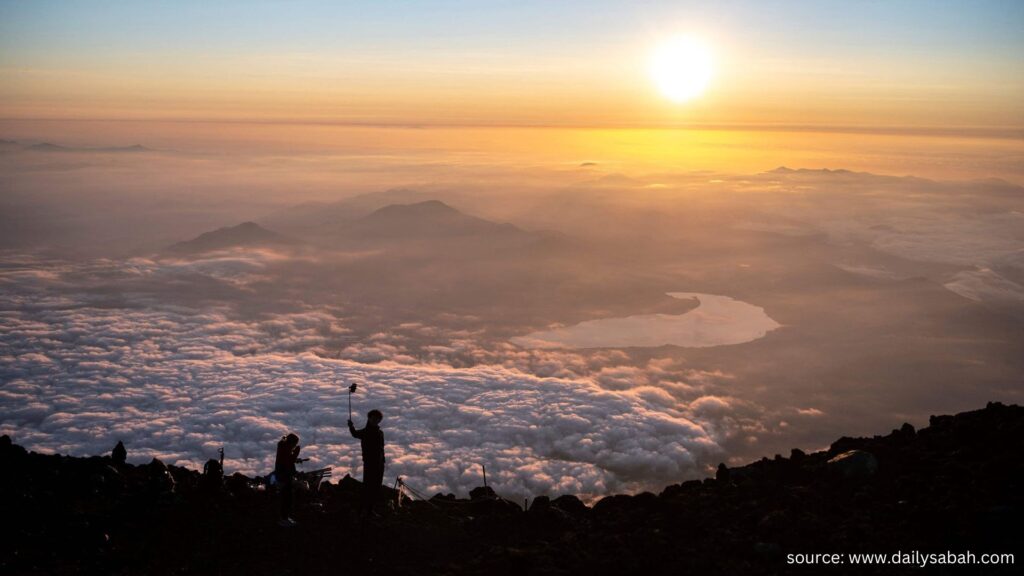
[275,433,302,527]
[348,410,385,520]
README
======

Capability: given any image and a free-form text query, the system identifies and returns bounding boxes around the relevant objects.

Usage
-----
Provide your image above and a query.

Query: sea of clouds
[0,253,725,501]
[4,163,1023,501]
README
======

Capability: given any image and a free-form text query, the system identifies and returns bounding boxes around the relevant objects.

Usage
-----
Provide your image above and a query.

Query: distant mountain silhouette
[346,200,526,241]
[258,188,431,234]
[26,142,152,153]
[768,166,854,176]
[166,222,295,255]
[99,144,151,153]
[25,143,70,152]
[261,196,543,250]
[338,188,433,216]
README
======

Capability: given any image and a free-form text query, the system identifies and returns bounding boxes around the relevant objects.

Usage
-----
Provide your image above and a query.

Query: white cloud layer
[943,268,1024,306]
[0,257,722,501]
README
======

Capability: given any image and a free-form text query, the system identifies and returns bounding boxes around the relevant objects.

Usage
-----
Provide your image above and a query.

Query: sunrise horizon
[4,1,1022,129]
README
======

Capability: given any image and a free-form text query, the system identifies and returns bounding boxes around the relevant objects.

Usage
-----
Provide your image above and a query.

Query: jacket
[349,421,385,469]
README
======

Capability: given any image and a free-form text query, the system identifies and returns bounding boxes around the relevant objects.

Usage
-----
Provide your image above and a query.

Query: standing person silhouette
[275,433,302,527]
[348,410,385,520]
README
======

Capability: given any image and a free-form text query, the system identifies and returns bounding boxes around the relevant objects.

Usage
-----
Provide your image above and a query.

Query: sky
[2,0,1023,128]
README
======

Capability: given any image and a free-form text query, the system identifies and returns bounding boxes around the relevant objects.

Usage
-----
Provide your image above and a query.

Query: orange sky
[2,49,1021,130]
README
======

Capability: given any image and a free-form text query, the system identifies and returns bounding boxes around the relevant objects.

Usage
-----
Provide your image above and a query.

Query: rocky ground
[2,402,1021,575]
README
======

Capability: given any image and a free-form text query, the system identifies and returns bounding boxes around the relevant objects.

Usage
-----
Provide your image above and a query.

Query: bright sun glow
[650,36,714,103]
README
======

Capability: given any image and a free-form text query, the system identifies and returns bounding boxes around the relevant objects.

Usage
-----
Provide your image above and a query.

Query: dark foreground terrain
[2,403,1021,575]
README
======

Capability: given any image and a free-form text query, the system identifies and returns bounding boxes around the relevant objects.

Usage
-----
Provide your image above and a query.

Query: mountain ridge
[165,221,295,255]
[25,142,153,153]
[347,200,526,240]
[3,402,1020,575]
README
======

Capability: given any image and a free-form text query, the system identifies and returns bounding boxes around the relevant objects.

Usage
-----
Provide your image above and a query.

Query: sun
[650,36,714,103]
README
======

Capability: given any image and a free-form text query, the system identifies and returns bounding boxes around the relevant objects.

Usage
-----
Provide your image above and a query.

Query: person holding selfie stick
[348,408,386,521]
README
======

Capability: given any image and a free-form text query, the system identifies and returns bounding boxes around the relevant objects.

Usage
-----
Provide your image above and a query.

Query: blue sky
[3,1,1021,62]
[1,1,1022,126]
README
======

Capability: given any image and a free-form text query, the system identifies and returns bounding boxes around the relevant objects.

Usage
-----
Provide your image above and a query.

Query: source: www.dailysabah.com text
[787,551,1014,568]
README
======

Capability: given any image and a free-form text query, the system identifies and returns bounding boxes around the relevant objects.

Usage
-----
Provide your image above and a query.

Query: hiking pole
[347,382,358,420]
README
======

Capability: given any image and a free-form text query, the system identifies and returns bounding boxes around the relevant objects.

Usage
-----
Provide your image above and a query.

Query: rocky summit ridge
[1,402,1021,575]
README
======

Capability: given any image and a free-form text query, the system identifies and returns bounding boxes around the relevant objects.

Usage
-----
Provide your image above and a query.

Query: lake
[512,292,781,349]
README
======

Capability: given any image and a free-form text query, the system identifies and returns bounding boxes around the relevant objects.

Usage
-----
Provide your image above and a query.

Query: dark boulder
[146,458,176,494]
[716,462,731,482]
[827,449,879,480]
[111,441,127,465]
[551,494,589,517]
[528,495,551,513]
[469,485,497,500]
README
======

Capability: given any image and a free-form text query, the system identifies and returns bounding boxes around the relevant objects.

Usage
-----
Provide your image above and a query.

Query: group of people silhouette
[274,409,385,527]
